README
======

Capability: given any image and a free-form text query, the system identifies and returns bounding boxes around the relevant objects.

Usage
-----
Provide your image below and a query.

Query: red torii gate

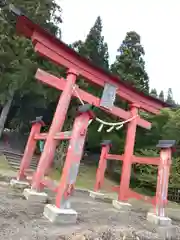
[8,8,173,224]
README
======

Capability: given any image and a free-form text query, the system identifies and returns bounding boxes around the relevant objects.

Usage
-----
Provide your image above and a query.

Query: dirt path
[0,181,179,239]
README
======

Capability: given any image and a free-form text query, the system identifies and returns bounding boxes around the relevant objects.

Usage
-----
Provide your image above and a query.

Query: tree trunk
[0,94,14,138]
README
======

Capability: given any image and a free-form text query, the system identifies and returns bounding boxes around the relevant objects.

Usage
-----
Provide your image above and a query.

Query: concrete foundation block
[43,204,77,224]
[89,191,105,200]
[157,225,177,239]
[89,191,112,203]
[10,179,30,189]
[23,188,48,203]
[112,200,132,211]
[147,212,172,226]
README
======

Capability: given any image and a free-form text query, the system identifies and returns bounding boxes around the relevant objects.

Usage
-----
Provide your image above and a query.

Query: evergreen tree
[70,16,112,152]
[159,90,165,101]
[70,16,110,114]
[166,88,175,105]
[71,16,109,70]
[150,88,158,98]
[111,31,149,93]
[0,1,62,136]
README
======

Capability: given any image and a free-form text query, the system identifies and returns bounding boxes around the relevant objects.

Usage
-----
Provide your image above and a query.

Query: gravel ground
[0,181,180,239]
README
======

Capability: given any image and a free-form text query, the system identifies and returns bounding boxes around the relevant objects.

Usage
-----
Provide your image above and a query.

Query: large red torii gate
[15,16,167,115]
[7,7,173,225]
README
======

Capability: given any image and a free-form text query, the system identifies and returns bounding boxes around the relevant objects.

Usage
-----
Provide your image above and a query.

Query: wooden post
[55,104,94,208]
[118,103,139,201]
[31,69,78,190]
[94,140,111,192]
[17,117,44,180]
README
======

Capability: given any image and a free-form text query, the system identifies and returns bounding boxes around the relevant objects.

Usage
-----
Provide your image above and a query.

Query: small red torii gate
[93,140,174,205]
[7,8,173,224]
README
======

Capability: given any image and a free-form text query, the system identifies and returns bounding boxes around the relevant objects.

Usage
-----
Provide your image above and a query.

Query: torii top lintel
[15,15,169,115]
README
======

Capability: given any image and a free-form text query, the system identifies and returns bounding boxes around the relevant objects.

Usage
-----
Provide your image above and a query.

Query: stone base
[147,212,172,226]
[112,200,132,211]
[43,204,77,224]
[89,191,112,203]
[89,191,105,200]
[23,188,48,203]
[157,225,177,239]
[10,179,30,189]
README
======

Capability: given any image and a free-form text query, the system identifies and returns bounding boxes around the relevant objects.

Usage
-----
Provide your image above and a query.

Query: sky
[57,0,180,102]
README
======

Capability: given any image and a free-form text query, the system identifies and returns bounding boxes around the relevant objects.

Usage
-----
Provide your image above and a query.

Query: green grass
[49,164,115,190]
[133,186,155,197]
[75,165,98,189]
[49,164,180,215]
[49,165,99,189]
[1,155,180,216]
[0,155,12,170]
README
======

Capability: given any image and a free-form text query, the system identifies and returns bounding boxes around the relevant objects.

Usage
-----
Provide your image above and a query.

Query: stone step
[6,158,38,170]
[0,147,39,170]
[7,156,38,165]
[1,149,39,160]
[8,161,37,169]
[8,162,37,170]
[4,153,38,162]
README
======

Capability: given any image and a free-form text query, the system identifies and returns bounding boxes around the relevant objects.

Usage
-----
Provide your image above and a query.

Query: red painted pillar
[94,140,111,192]
[17,117,45,180]
[32,69,78,190]
[118,103,139,201]
[55,104,94,208]
[155,140,175,217]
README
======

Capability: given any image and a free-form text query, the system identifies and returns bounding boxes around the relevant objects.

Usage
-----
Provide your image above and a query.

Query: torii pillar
[147,140,175,226]
[31,69,78,191]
